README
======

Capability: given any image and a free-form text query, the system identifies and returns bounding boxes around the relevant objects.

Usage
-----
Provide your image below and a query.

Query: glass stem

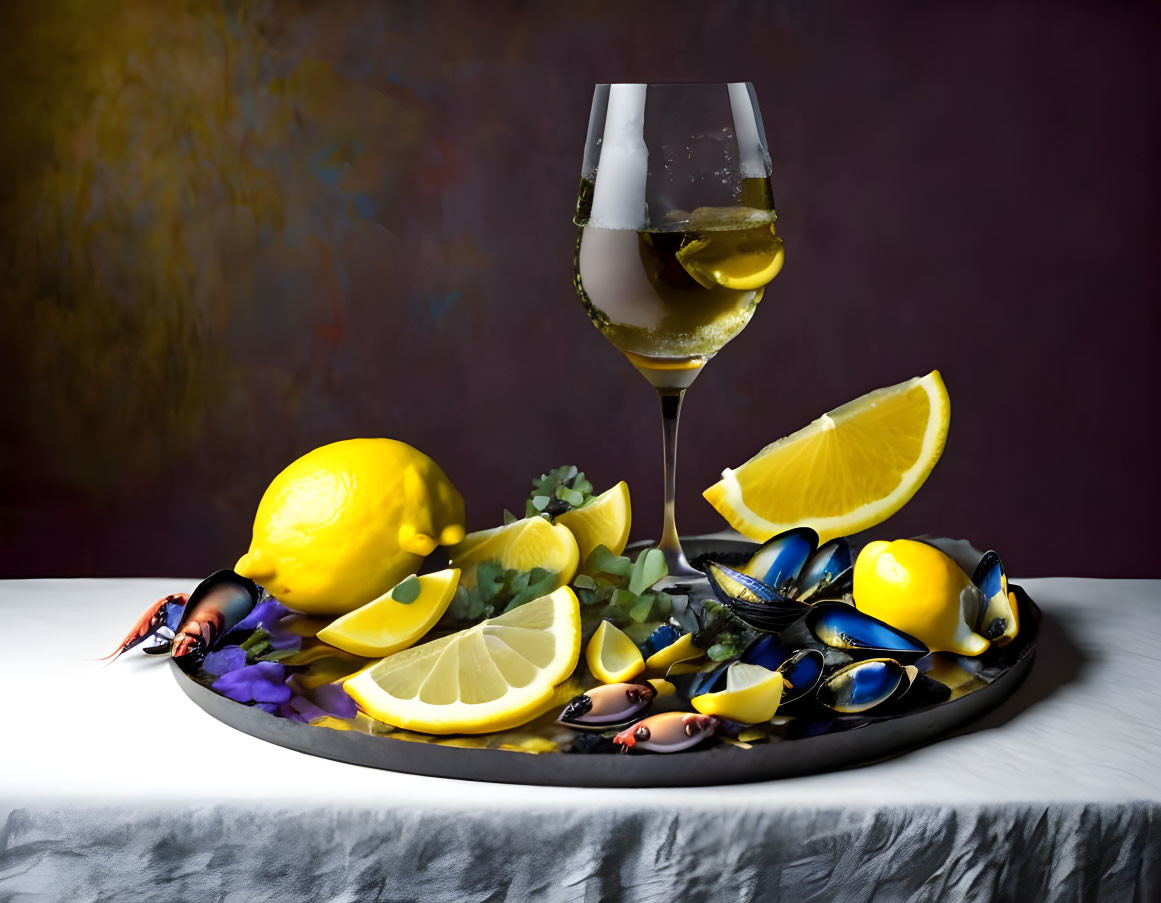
[657,389,699,578]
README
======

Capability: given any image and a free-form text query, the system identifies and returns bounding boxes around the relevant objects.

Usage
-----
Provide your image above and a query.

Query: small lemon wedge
[676,223,785,290]
[448,516,580,589]
[585,620,645,683]
[643,633,702,675]
[691,663,784,724]
[316,569,461,658]
[853,539,990,656]
[555,481,632,566]
[344,587,581,734]
[704,371,950,544]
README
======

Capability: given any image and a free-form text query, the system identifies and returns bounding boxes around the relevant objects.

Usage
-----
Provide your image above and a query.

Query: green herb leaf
[391,575,422,605]
[629,548,668,594]
[503,509,519,526]
[587,544,632,578]
[240,629,270,652]
[629,595,654,623]
[573,574,597,591]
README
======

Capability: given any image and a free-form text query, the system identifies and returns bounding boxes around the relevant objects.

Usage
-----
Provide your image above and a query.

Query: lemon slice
[555,481,632,566]
[691,663,784,723]
[704,371,950,544]
[585,620,645,683]
[676,223,785,290]
[344,587,581,734]
[448,516,580,589]
[316,569,460,658]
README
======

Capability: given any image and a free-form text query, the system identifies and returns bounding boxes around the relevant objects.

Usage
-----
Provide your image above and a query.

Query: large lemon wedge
[585,620,645,683]
[704,371,950,544]
[676,223,785,290]
[555,481,632,566]
[344,587,581,734]
[316,569,461,658]
[691,663,784,724]
[448,516,579,589]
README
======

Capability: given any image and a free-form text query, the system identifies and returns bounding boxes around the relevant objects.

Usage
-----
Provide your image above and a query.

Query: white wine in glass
[572,83,783,577]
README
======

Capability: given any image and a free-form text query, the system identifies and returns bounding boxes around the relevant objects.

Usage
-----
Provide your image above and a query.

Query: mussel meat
[816,657,917,714]
[612,711,720,753]
[557,682,657,731]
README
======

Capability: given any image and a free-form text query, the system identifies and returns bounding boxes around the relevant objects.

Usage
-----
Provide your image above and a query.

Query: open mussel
[705,562,808,632]
[973,551,1019,645]
[780,601,928,663]
[171,569,261,672]
[741,527,819,591]
[816,658,918,714]
[612,712,720,753]
[557,682,657,731]
[795,538,854,602]
[776,648,825,706]
[741,635,788,671]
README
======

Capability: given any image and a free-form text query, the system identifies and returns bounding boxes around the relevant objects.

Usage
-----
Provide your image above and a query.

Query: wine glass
[572,83,783,578]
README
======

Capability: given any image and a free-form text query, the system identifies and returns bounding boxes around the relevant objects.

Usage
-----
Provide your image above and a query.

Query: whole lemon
[853,539,989,656]
[235,439,466,615]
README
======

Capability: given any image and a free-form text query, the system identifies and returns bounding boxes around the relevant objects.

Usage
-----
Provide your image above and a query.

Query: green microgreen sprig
[444,561,561,626]
[505,465,597,523]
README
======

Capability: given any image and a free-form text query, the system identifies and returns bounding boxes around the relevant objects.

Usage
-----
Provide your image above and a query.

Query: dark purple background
[1,1,1158,578]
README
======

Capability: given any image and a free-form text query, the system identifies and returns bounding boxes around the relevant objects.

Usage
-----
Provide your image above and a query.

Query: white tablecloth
[3,577,1159,901]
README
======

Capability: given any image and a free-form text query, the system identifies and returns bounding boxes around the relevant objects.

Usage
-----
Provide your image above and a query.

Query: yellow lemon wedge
[691,663,785,724]
[235,438,465,615]
[448,516,580,590]
[555,481,632,566]
[643,633,703,675]
[704,371,950,544]
[853,539,990,656]
[676,223,785,290]
[585,620,645,683]
[316,569,461,658]
[343,587,582,734]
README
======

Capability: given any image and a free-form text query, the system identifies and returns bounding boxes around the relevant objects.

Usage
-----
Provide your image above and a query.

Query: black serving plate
[171,539,1039,787]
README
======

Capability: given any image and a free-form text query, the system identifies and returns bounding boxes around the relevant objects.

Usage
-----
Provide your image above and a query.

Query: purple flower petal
[234,599,290,633]
[253,702,280,714]
[203,645,248,676]
[288,695,329,722]
[212,661,290,704]
[312,683,358,719]
[266,630,302,651]
[279,701,310,722]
